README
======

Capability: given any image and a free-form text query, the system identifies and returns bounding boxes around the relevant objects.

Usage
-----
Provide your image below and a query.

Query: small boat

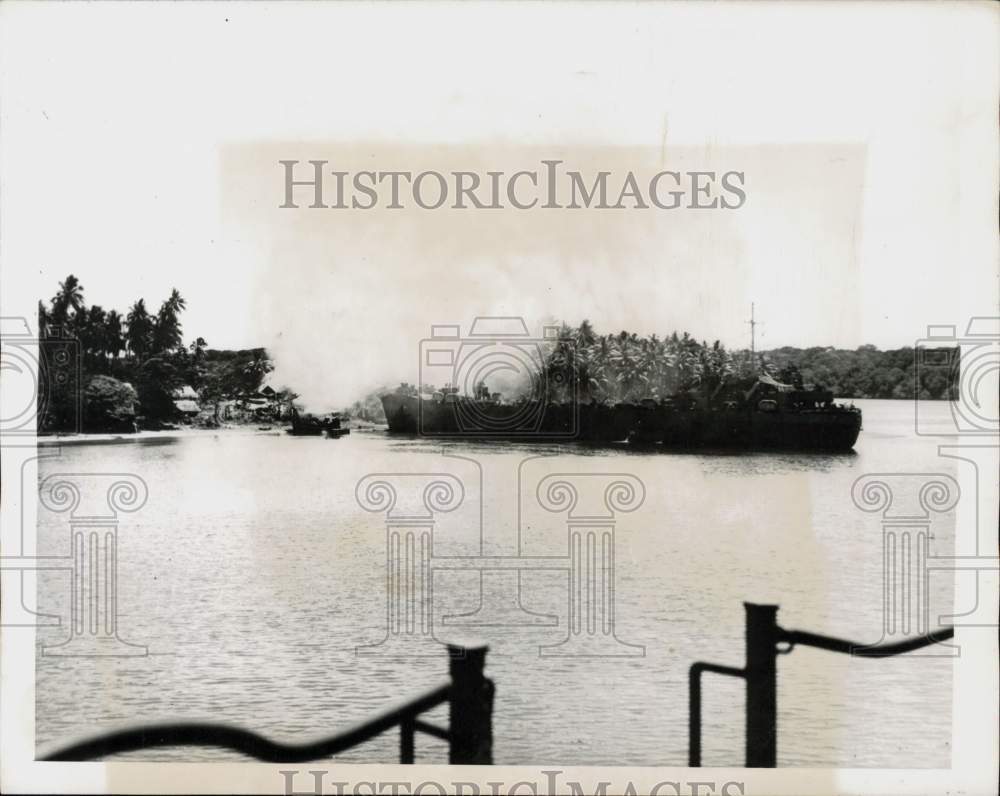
[289,409,350,438]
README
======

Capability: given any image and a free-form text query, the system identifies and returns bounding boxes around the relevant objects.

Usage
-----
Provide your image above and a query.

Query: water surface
[35,399,958,766]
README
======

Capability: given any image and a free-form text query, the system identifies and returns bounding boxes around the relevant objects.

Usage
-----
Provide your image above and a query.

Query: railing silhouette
[689,603,955,768]
[41,642,493,764]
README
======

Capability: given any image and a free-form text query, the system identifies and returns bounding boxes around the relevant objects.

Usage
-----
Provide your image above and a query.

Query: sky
[2,2,997,409]
[222,141,869,407]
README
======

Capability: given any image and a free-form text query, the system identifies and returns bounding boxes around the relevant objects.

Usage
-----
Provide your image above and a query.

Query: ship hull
[380,394,861,451]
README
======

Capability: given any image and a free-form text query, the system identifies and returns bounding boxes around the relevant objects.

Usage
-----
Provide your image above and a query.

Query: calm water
[35,400,958,766]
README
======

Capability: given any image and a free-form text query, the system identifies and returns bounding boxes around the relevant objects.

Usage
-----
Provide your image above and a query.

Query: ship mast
[746,302,758,370]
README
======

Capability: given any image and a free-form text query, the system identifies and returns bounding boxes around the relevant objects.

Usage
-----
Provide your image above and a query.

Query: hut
[173,399,201,418]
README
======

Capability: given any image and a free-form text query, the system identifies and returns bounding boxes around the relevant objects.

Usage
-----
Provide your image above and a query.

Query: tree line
[367,320,958,421]
[541,321,958,403]
[37,275,276,432]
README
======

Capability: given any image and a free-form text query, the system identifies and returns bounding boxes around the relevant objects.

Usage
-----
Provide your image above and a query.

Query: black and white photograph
[1,3,997,795]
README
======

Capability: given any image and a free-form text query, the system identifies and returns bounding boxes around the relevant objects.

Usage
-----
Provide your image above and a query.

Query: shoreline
[33,396,931,449]
[37,420,388,447]
[37,426,279,447]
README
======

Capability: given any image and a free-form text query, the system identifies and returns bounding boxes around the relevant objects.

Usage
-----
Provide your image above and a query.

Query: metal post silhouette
[447,641,494,764]
[744,603,778,767]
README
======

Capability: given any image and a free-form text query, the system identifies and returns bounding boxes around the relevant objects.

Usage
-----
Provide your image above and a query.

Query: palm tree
[50,275,85,325]
[240,349,273,395]
[82,305,108,368]
[636,334,675,398]
[700,339,733,394]
[610,331,646,401]
[185,336,209,391]
[540,322,745,403]
[586,335,614,402]
[104,310,125,363]
[38,300,50,339]
[126,299,154,360]
[152,289,187,354]
[189,336,208,362]
[672,332,704,391]
[573,319,597,349]
[68,309,89,356]
[544,323,578,402]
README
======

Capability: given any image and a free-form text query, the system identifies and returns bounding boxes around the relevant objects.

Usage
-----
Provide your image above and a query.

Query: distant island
[36,277,959,434]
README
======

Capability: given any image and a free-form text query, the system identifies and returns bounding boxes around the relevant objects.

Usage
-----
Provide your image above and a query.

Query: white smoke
[224,142,865,412]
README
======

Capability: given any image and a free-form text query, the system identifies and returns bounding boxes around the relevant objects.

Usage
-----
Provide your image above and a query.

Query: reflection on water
[35,400,956,766]
[389,435,859,474]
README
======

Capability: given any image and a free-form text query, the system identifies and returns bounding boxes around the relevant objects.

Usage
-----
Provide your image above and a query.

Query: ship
[382,309,862,451]
[379,374,861,451]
